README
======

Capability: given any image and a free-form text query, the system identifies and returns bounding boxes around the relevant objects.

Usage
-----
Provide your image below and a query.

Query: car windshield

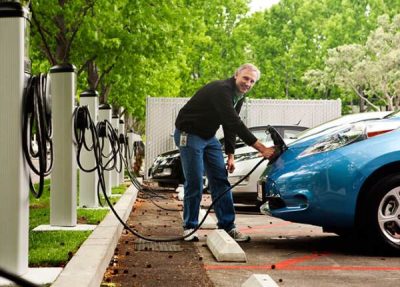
[231,129,269,148]
[235,126,305,146]
[251,130,272,143]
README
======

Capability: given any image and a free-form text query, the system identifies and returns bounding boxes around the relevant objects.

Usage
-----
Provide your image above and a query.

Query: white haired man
[174,64,275,242]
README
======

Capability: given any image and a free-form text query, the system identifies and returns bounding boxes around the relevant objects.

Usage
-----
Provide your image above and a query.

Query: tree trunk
[99,84,112,105]
[87,60,99,90]
[359,97,365,112]
[54,13,68,63]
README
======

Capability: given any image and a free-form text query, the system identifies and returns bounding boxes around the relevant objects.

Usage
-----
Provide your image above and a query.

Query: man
[174,63,274,242]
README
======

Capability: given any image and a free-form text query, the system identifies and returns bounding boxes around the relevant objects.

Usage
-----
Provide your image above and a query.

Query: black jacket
[175,77,257,154]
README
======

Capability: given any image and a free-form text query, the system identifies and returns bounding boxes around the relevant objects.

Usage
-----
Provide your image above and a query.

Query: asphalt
[196,207,400,287]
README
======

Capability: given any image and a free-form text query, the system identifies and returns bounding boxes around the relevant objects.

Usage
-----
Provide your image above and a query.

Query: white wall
[144,97,341,179]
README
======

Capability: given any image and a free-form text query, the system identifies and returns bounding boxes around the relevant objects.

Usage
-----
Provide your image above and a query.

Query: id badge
[180,132,188,147]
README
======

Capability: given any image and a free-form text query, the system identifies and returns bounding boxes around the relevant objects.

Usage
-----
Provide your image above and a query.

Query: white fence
[144,97,341,179]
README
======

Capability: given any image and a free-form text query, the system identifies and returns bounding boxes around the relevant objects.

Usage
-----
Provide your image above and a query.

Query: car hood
[272,118,400,163]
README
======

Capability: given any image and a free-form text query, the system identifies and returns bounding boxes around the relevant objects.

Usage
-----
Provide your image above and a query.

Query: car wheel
[362,174,400,252]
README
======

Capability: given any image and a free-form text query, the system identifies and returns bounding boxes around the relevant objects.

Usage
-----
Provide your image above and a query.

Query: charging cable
[22,73,53,198]
[107,146,265,242]
[119,144,180,211]
[73,106,269,242]
[0,266,38,287]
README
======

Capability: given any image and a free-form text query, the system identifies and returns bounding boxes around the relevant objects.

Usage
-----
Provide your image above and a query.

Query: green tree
[29,0,400,130]
[243,0,400,105]
[304,14,400,111]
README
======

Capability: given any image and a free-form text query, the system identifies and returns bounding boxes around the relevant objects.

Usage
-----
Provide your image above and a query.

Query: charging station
[49,64,77,227]
[127,129,136,169]
[78,90,99,207]
[111,115,119,187]
[119,119,125,185]
[98,104,112,196]
[0,1,30,275]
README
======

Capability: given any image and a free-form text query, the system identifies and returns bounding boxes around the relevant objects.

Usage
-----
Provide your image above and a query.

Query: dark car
[148,149,184,188]
[148,125,307,189]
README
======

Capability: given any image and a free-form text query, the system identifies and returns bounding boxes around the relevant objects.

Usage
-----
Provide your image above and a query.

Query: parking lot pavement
[103,191,400,287]
[196,207,400,287]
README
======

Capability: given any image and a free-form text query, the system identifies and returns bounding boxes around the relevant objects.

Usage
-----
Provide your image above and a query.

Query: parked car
[148,149,184,188]
[257,111,400,252]
[226,112,390,204]
[147,125,307,192]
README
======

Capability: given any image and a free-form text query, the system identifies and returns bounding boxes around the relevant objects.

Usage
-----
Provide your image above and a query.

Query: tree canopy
[304,14,400,111]
[28,0,400,132]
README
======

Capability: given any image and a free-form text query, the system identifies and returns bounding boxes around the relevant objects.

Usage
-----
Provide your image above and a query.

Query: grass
[29,178,127,266]
[110,185,127,195]
[29,231,91,267]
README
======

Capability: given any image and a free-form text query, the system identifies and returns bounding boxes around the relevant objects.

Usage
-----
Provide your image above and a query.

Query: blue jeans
[174,129,235,231]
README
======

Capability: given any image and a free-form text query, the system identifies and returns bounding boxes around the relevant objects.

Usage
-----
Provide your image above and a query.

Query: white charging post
[119,119,125,184]
[49,64,77,226]
[98,104,112,196]
[0,2,30,275]
[111,115,119,187]
[127,129,135,169]
[78,90,99,207]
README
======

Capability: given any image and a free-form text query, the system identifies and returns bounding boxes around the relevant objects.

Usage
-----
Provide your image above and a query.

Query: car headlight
[298,123,366,158]
[154,168,172,177]
[154,152,179,166]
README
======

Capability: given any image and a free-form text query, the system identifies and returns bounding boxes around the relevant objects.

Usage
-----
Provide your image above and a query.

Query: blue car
[258,111,400,252]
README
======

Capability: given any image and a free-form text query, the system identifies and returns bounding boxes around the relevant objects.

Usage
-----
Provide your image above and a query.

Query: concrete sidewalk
[51,184,138,287]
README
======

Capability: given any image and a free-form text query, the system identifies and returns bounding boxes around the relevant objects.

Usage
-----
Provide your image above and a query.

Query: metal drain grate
[133,239,183,252]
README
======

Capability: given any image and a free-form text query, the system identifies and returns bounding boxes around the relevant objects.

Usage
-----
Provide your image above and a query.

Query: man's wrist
[252,140,263,151]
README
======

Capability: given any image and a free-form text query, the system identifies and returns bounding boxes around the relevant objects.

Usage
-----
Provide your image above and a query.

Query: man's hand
[252,140,276,159]
[259,146,275,159]
[226,154,235,173]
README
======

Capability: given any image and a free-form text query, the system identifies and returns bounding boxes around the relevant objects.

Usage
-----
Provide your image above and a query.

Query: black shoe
[183,228,199,242]
[227,228,250,242]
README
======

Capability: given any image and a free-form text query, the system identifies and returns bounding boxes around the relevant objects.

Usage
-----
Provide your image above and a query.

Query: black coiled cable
[74,105,107,205]
[99,120,119,172]
[22,73,53,198]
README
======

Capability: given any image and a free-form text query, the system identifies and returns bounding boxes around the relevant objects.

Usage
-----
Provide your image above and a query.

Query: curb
[51,184,138,287]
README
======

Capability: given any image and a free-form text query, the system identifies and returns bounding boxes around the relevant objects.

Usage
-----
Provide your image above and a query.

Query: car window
[235,127,305,145]
[234,128,270,146]
[251,130,271,143]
